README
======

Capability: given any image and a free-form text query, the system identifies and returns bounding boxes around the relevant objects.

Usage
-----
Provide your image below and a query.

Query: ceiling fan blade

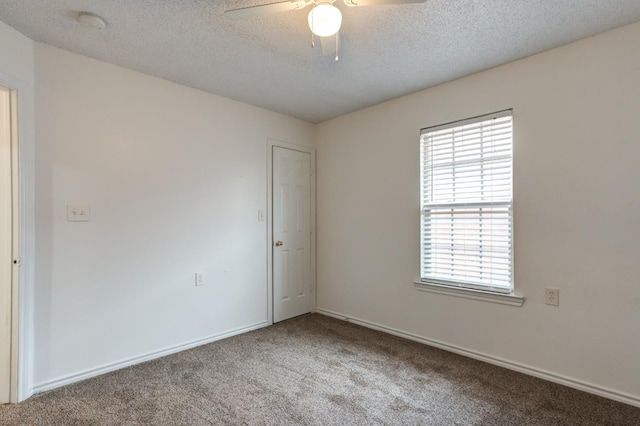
[225,0,308,20]
[344,0,426,6]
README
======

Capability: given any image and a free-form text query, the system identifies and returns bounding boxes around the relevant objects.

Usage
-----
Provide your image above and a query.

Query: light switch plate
[195,272,205,287]
[67,204,91,222]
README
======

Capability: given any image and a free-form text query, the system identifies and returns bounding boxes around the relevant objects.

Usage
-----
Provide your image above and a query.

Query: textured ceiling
[1,1,640,123]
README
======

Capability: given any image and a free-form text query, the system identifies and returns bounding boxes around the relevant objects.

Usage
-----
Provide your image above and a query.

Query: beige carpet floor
[1,314,639,425]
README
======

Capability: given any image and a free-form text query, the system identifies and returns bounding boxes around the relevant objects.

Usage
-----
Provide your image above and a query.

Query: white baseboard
[33,321,270,394]
[315,307,640,408]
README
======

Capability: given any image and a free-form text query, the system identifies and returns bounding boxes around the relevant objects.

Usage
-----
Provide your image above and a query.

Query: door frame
[0,71,34,403]
[0,83,18,403]
[266,139,316,325]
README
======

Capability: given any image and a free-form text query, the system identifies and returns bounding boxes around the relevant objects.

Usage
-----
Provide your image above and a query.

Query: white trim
[414,280,525,307]
[266,139,316,324]
[0,71,35,403]
[420,111,514,291]
[0,84,12,404]
[315,307,640,408]
[33,321,269,394]
[9,87,20,403]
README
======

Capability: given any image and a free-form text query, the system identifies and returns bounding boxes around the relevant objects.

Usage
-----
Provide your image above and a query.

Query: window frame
[418,110,515,296]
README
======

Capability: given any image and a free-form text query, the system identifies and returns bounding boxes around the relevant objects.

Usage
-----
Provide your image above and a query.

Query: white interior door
[273,146,313,322]
[0,86,12,403]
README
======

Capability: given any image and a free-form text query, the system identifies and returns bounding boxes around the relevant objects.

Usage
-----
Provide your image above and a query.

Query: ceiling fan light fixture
[308,3,342,37]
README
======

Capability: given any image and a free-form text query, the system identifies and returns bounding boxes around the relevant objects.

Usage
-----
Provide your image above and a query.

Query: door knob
[275,240,284,247]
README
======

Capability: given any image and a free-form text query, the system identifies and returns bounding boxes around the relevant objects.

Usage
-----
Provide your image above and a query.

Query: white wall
[0,22,34,79]
[0,20,36,402]
[33,44,314,389]
[315,21,640,405]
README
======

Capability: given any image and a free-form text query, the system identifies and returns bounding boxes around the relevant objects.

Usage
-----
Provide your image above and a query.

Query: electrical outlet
[195,272,205,287]
[545,288,559,306]
[67,204,91,222]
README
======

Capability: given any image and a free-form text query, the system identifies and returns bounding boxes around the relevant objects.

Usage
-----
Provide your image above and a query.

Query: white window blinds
[420,110,513,293]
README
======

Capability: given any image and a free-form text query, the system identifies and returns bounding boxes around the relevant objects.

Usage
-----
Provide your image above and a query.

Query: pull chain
[310,10,315,48]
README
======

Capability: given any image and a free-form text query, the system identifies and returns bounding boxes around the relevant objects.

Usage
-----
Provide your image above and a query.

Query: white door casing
[0,85,12,403]
[272,146,313,322]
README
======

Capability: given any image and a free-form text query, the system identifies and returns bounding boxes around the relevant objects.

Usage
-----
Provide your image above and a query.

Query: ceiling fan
[225,0,426,61]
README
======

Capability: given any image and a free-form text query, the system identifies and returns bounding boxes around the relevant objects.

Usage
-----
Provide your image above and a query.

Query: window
[420,110,513,294]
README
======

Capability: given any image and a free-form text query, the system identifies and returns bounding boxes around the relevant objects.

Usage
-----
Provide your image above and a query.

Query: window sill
[413,280,525,307]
